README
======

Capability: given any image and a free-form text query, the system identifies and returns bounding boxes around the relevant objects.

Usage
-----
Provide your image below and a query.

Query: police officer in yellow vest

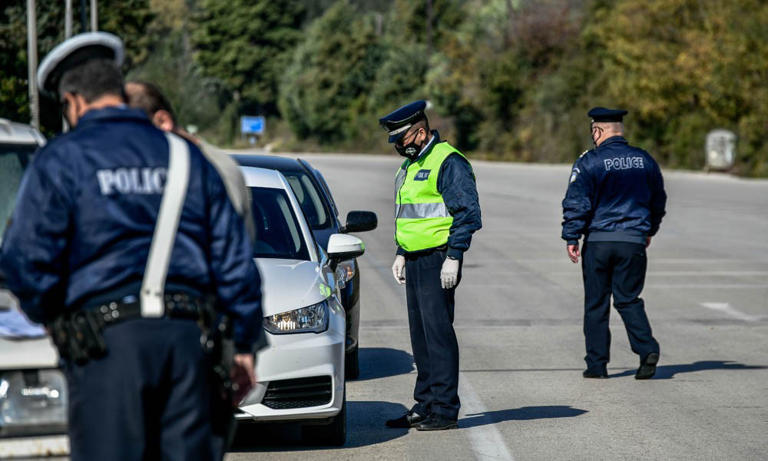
[380,100,482,431]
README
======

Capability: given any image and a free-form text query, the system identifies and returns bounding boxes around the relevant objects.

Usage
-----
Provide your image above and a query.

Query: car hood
[254,258,329,316]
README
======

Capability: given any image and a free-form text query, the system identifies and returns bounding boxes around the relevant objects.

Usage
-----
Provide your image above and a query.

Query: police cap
[37,32,124,98]
[379,100,427,143]
[588,107,628,123]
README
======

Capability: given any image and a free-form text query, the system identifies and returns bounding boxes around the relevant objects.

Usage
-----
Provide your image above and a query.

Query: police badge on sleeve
[570,167,580,183]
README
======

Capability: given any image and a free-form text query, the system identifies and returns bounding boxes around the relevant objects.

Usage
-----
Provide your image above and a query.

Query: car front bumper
[236,307,345,423]
[0,435,69,458]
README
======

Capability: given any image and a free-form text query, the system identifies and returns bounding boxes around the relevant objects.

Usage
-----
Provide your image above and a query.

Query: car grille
[262,376,333,410]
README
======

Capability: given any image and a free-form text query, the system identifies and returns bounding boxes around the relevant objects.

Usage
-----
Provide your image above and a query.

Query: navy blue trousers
[405,249,461,420]
[64,318,216,461]
[581,241,660,374]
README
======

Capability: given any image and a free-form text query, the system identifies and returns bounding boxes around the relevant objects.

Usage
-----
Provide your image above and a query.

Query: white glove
[440,257,460,289]
[392,255,406,285]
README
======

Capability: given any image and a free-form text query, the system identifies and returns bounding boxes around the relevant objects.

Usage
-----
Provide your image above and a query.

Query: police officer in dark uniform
[380,101,482,430]
[562,107,667,380]
[0,33,265,460]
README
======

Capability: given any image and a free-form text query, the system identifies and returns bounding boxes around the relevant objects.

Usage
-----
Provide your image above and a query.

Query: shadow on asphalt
[608,360,768,379]
[356,347,415,381]
[461,406,587,428]
[229,401,409,452]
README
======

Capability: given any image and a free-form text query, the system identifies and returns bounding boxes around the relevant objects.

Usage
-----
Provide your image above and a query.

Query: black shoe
[583,369,608,379]
[385,408,428,428]
[415,414,458,431]
[636,352,659,380]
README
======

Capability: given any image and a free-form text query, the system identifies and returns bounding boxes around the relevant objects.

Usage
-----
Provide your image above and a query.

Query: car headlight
[263,301,329,334]
[0,369,68,437]
[335,260,356,289]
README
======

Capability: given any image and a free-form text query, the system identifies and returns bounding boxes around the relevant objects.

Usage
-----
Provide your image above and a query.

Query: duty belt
[51,292,212,365]
[90,292,209,324]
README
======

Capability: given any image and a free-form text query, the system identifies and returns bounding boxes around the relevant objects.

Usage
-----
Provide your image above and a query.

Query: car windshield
[250,186,310,261]
[0,144,35,237]
[282,171,330,229]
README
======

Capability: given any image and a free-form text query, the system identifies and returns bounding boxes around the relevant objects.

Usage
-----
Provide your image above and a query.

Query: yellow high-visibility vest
[394,141,470,252]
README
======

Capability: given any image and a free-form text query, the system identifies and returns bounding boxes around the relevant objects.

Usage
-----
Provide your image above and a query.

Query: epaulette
[579,150,591,158]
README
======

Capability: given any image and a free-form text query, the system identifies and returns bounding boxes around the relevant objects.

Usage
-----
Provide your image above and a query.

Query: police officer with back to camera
[561,107,667,380]
[0,33,265,460]
[379,101,482,431]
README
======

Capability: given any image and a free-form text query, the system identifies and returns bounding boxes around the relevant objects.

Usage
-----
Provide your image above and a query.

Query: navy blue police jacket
[0,106,264,351]
[561,136,666,245]
[396,131,482,260]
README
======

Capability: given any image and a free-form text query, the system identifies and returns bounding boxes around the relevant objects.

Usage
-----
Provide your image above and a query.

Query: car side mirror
[344,211,377,233]
[327,233,365,263]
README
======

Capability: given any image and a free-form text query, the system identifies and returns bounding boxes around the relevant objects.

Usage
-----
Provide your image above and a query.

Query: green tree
[367,43,429,112]
[591,0,768,175]
[192,0,304,116]
[278,0,385,144]
[0,0,153,131]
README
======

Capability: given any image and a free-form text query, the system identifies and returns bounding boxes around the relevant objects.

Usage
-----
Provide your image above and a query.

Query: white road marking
[653,284,768,289]
[647,271,768,276]
[459,372,515,461]
[463,283,768,289]
[490,271,768,277]
[700,302,761,322]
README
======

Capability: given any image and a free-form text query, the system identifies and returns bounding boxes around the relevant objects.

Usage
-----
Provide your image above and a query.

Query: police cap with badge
[37,31,124,98]
[588,107,628,123]
[379,100,428,158]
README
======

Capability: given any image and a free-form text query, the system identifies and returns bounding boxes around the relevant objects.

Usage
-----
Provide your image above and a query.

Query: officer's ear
[61,92,85,128]
[152,110,175,132]
[419,127,428,143]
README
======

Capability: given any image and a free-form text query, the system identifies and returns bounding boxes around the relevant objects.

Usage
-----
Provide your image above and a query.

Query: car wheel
[345,345,359,380]
[302,389,347,446]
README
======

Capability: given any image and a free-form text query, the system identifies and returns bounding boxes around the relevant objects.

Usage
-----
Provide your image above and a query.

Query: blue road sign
[241,116,265,135]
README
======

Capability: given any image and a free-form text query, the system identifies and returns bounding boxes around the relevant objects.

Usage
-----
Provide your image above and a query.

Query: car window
[249,186,310,261]
[312,169,339,217]
[0,144,35,238]
[283,172,330,229]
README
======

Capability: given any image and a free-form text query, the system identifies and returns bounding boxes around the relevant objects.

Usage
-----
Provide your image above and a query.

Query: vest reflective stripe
[394,141,469,252]
[395,202,450,220]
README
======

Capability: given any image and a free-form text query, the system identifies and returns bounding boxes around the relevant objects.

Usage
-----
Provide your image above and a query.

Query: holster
[199,306,237,443]
[49,310,108,365]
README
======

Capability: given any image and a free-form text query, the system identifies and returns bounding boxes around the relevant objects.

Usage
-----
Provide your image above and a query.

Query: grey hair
[593,121,624,135]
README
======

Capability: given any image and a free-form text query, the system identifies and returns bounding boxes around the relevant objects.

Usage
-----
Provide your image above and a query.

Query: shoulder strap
[140,133,191,317]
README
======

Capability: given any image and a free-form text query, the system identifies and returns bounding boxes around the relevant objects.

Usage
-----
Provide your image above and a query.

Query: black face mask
[395,142,420,159]
[395,130,425,159]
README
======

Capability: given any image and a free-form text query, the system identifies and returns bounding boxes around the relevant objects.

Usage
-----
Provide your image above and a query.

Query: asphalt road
[227,153,768,461]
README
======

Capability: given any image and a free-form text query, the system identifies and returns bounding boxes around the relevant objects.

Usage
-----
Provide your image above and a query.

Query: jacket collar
[76,105,152,128]
[599,135,628,147]
[414,130,440,161]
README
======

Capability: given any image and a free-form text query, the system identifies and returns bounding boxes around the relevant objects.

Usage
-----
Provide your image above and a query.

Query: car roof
[0,119,45,146]
[239,166,292,189]
[232,154,306,173]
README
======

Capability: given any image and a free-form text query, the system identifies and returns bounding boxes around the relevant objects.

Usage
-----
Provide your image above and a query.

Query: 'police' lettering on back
[96,168,167,195]
[604,156,644,172]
